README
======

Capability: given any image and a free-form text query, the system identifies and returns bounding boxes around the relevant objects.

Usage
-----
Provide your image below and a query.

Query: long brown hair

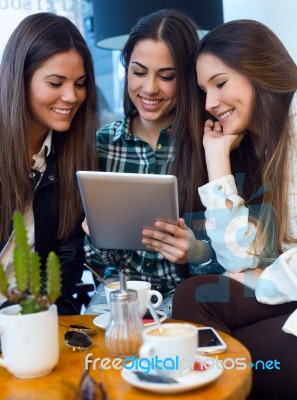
[0,13,98,241]
[196,19,297,255]
[121,9,207,217]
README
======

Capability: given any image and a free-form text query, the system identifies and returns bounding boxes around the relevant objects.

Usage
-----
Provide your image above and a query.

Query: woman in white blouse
[172,20,297,398]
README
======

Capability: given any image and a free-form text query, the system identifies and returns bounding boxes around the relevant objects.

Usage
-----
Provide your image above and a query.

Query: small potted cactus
[0,211,61,378]
[0,211,62,313]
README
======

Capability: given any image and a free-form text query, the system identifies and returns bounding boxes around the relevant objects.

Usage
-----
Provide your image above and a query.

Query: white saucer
[121,355,223,394]
[93,310,167,330]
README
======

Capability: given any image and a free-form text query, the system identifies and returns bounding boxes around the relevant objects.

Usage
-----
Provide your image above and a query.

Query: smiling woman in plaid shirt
[83,9,222,317]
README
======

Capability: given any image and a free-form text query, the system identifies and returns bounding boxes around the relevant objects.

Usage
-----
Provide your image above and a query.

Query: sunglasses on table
[62,324,94,351]
[60,324,109,399]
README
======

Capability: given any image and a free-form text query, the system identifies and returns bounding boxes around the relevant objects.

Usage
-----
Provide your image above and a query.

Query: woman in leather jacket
[0,13,98,314]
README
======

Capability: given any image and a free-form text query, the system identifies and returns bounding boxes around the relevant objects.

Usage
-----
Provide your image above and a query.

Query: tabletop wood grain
[0,314,252,399]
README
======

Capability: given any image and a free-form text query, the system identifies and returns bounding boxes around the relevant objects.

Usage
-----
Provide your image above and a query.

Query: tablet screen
[77,171,179,251]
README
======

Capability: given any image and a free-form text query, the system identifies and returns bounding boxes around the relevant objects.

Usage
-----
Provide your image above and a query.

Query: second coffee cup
[139,323,197,377]
[104,281,163,318]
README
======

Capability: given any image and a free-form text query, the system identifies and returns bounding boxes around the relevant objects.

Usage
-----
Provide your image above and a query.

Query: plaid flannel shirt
[83,114,187,294]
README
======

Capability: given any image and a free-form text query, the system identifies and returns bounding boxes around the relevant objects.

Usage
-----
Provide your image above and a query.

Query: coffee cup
[139,323,197,377]
[104,280,163,318]
[0,304,59,379]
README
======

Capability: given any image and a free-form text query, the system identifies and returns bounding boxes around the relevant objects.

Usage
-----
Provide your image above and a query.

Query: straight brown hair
[196,19,297,256]
[121,9,207,217]
[0,13,99,241]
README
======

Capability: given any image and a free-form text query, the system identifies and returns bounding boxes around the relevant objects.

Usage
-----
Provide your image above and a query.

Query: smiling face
[28,49,87,139]
[127,39,177,129]
[197,53,253,135]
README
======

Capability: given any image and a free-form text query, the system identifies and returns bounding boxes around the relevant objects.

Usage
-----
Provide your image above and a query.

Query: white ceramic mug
[0,304,59,379]
[104,280,163,318]
[139,323,197,377]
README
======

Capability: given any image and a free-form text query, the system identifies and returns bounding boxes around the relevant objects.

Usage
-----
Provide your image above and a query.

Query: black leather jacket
[0,148,85,315]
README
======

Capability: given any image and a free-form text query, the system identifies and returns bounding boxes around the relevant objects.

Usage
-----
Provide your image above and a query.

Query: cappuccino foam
[148,327,191,337]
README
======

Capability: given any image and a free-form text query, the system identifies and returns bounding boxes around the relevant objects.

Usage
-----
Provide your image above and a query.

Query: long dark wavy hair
[0,12,99,241]
[121,9,207,217]
[196,19,297,255]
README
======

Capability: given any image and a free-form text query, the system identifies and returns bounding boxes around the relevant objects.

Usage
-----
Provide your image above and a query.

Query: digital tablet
[76,171,179,251]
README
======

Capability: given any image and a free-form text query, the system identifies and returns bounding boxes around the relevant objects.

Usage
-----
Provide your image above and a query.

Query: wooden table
[0,315,252,399]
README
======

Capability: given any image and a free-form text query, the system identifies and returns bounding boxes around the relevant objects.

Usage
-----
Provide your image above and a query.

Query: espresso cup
[139,323,197,377]
[104,280,163,318]
[0,304,59,379]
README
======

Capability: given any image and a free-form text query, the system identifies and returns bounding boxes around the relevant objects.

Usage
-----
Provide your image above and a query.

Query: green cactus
[0,211,62,314]
[13,247,29,292]
[13,211,30,267]
[0,263,9,296]
[46,251,62,304]
[29,252,41,297]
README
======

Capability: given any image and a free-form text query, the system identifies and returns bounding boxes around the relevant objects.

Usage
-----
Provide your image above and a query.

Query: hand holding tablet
[76,171,179,251]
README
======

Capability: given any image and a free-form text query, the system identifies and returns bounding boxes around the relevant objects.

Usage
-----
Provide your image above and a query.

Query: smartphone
[196,327,227,354]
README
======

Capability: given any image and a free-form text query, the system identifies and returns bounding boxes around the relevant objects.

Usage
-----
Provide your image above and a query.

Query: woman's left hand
[142,218,197,264]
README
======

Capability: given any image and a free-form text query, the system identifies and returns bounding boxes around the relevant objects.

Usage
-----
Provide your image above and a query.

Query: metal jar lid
[110,289,137,302]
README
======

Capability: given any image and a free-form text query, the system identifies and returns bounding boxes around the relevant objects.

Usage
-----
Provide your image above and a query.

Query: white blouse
[197,94,297,303]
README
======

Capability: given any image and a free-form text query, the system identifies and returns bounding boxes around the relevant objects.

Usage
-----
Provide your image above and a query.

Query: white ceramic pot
[0,304,59,379]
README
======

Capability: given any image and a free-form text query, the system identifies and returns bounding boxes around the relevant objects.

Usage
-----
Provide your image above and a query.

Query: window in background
[83,2,124,128]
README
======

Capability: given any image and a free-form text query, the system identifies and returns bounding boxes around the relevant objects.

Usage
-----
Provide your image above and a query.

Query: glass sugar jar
[105,289,143,357]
